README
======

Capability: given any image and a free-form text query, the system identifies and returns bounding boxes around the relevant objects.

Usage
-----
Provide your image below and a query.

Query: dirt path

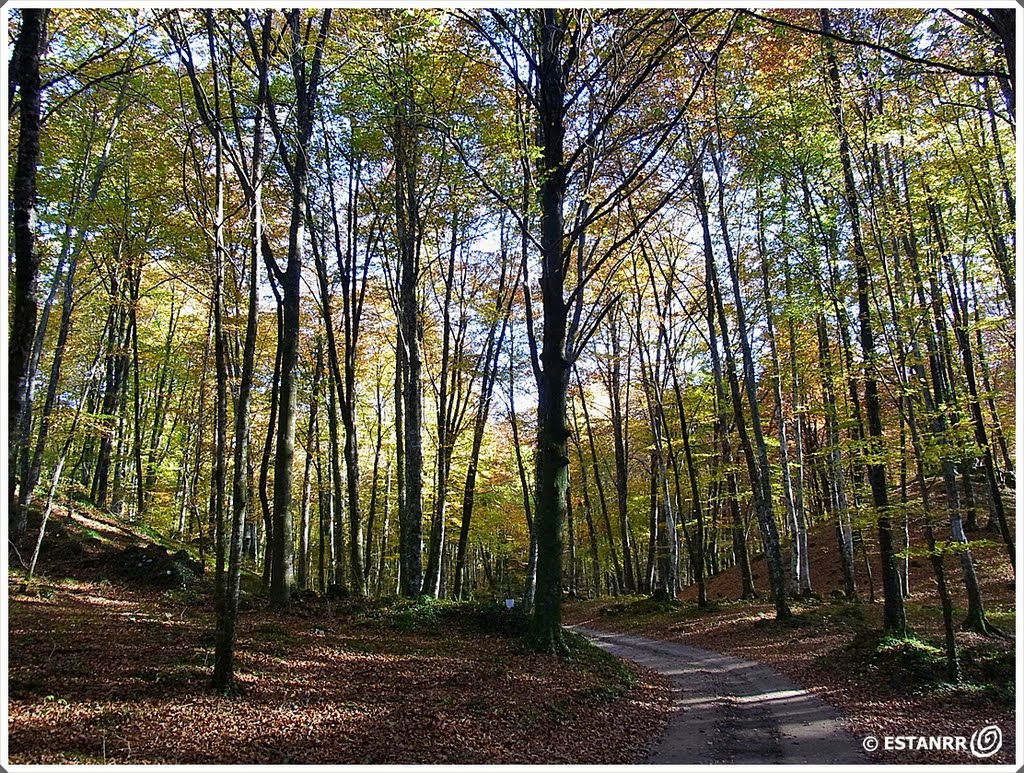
[574,626,866,765]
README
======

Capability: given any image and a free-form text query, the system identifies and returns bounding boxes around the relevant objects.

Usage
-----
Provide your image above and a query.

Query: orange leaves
[9,572,672,764]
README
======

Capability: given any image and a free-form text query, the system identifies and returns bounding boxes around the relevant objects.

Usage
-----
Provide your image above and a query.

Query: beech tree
[462,8,734,648]
[10,10,1014,689]
[9,9,47,542]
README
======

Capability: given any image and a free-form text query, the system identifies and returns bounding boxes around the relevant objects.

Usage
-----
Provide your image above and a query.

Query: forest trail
[574,627,866,765]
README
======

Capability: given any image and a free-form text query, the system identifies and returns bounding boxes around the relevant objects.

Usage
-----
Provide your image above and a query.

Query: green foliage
[823,624,1014,706]
[345,596,530,638]
[829,629,948,691]
[600,594,686,618]
[562,630,636,698]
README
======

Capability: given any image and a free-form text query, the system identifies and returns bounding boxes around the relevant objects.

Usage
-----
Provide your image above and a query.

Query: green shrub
[563,629,636,697]
[351,597,529,637]
[832,629,946,691]
[600,595,684,618]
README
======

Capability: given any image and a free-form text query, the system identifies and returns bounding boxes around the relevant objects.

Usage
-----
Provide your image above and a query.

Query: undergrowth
[343,596,530,638]
[599,595,690,618]
[562,629,637,699]
[824,628,1014,704]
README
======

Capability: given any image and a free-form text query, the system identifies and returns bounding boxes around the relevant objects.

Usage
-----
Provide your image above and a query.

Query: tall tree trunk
[576,369,623,591]
[298,341,323,592]
[269,205,301,607]
[606,310,636,594]
[782,253,811,595]
[508,351,536,607]
[693,150,789,619]
[129,263,145,521]
[363,373,385,586]
[210,113,231,687]
[327,365,347,589]
[570,397,604,597]
[267,9,332,610]
[817,314,857,599]
[453,261,513,598]
[330,142,367,598]
[904,379,961,679]
[822,9,904,631]
[259,308,282,589]
[9,9,46,540]
[213,160,261,688]
[424,220,461,596]
[95,267,132,510]
[756,203,802,596]
[395,105,423,598]
[527,8,572,651]
[141,299,178,514]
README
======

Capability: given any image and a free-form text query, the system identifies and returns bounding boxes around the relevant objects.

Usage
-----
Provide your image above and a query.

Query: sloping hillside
[9,504,671,765]
[566,498,1016,765]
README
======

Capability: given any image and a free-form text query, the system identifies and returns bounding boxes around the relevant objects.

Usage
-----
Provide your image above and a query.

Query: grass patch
[958,647,1015,706]
[600,594,689,619]
[563,629,636,699]
[825,601,868,626]
[238,570,265,600]
[826,629,948,691]
[345,597,529,638]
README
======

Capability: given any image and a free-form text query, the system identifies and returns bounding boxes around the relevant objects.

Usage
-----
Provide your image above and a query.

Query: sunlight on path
[572,626,866,765]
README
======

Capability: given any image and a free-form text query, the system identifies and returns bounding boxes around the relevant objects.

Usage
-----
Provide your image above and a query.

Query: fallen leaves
[564,525,1017,766]
[9,577,672,764]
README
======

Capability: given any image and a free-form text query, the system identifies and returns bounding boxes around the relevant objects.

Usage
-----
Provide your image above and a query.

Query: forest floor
[7,505,671,765]
[7,502,1017,765]
[565,520,1018,765]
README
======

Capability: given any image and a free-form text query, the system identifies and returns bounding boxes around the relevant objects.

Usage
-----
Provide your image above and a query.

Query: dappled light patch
[565,546,1015,766]
[10,572,671,764]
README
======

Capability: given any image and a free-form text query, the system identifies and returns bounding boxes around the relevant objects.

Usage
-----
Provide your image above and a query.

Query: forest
[7,6,1018,766]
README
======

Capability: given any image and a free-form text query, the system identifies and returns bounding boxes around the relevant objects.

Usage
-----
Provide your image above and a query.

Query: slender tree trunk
[327,366,347,590]
[757,205,801,596]
[95,268,131,510]
[904,381,961,679]
[567,465,578,596]
[298,341,322,592]
[269,219,301,607]
[129,264,145,521]
[822,9,904,631]
[693,151,788,618]
[781,253,811,594]
[606,310,636,595]
[378,461,392,596]
[259,308,282,588]
[453,285,512,597]
[210,114,231,685]
[509,353,536,607]
[267,9,331,610]
[971,293,1011,474]
[363,374,385,586]
[570,398,604,597]
[141,300,178,513]
[576,368,623,590]
[817,314,857,599]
